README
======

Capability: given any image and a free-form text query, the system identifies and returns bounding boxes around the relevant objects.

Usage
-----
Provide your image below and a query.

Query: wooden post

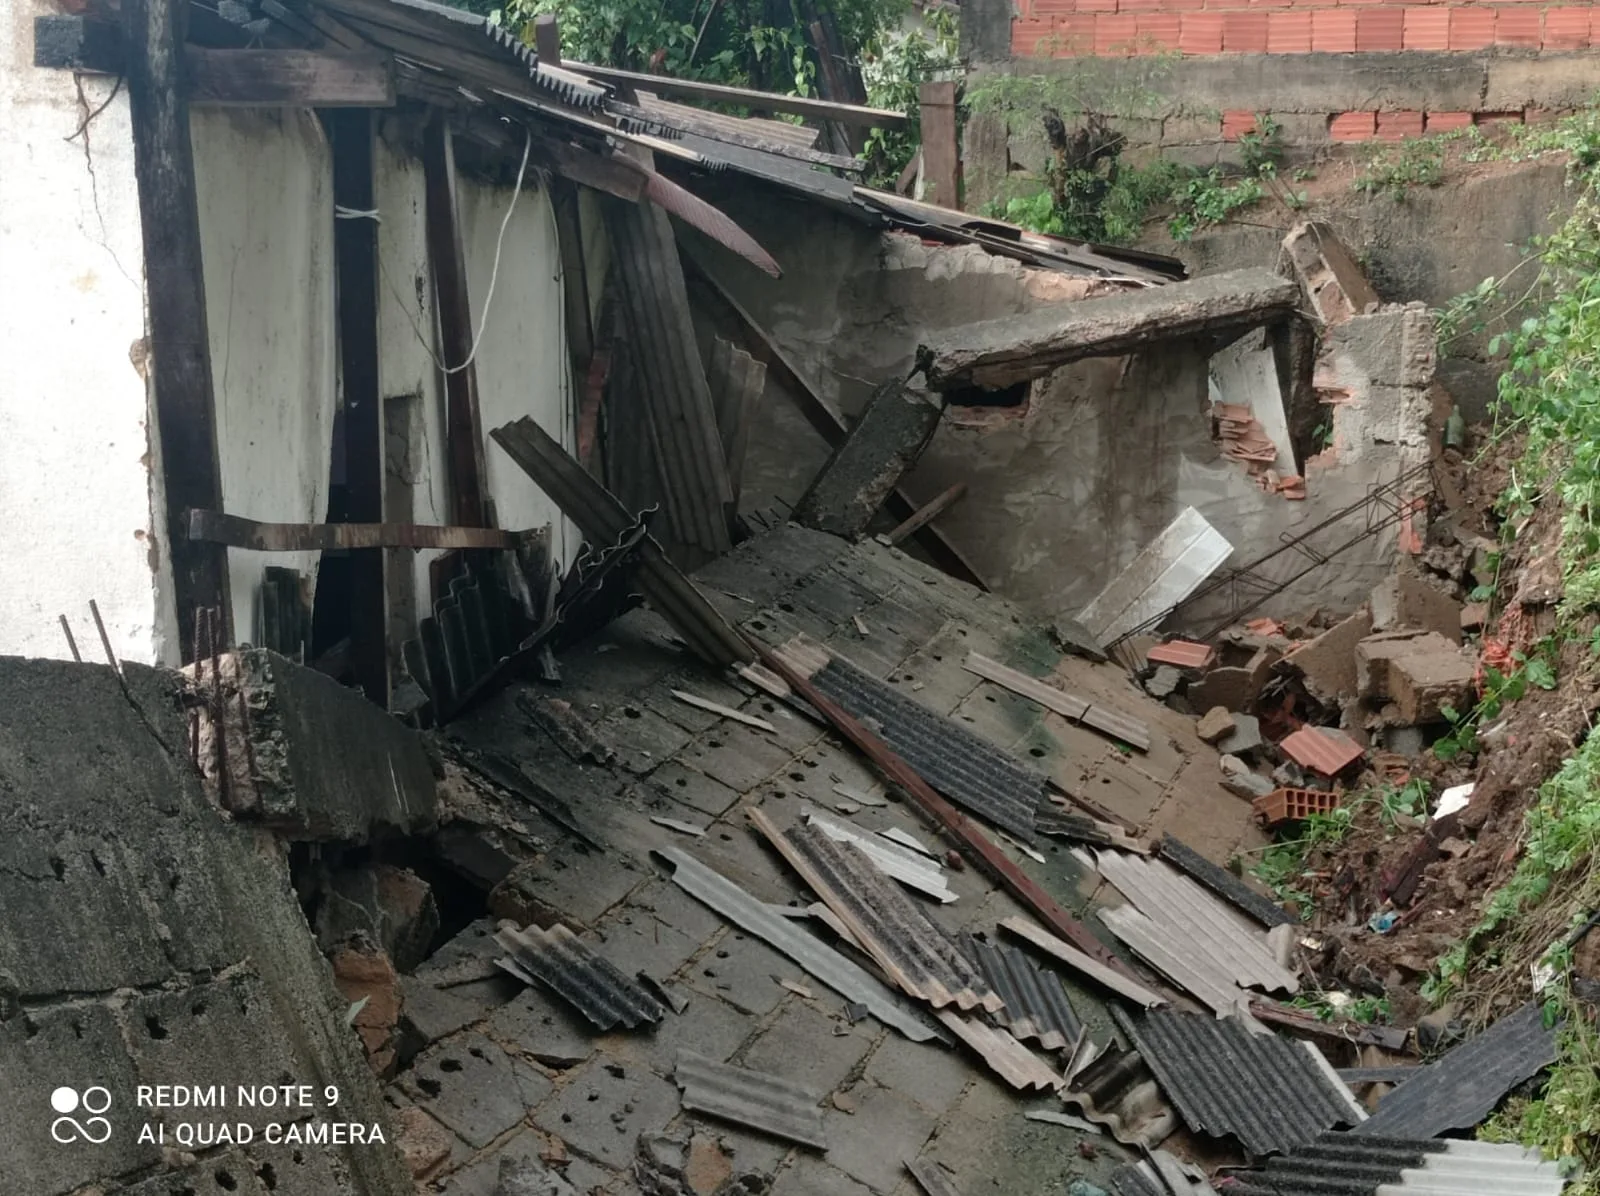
[123,0,230,658]
[533,13,561,64]
[422,115,488,529]
[918,80,959,210]
[326,109,388,705]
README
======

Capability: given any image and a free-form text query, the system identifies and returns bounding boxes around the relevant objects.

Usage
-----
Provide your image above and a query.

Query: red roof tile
[1148,640,1215,670]
[1278,726,1365,776]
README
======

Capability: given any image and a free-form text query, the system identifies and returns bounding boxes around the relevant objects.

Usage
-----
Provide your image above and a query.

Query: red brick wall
[1010,5,1592,138]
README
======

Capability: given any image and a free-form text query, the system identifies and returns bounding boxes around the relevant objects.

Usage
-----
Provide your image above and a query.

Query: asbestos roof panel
[1099,905,1253,1018]
[999,915,1167,1010]
[807,653,1045,842]
[935,1010,1064,1093]
[752,811,996,1012]
[1156,835,1297,929]
[805,808,957,903]
[658,847,942,1042]
[1062,1040,1178,1149]
[965,936,1081,1053]
[1115,1008,1366,1158]
[1279,726,1366,776]
[1112,1152,1219,1196]
[495,923,665,1030]
[1078,507,1234,646]
[675,1050,828,1149]
[1095,851,1300,998]
[1352,1003,1559,1139]
[1230,1131,1568,1196]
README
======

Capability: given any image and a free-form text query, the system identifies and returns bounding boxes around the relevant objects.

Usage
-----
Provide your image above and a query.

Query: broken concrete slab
[0,657,412,1195]
[1282,221,1380,327]
[399,1032,553,1149]
[1390,644,1476,725]
[1354,630,1436,700]
[791,376,944,537]
[197,647,438,841]
[1144,665,1182,699]
[1283,609,1373,705]
[318,863,440,972]
[1398,566,1465,644]
[1216,713,1263,758]
[1222,770,1275,801]
[1186,666,1256,715]
[918,267,1301,392]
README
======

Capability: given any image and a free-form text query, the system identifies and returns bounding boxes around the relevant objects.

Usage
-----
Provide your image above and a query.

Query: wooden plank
[533,134,646,203]
[186,511,526,551]
[998,917,1166,1009]
[423,116,489,528]
[963,652,1151,753]
[327,109,387,705]
[894,148,921,197]
[706,337,765,509]
[532,12,561,63]
[123,0,229,657]
[669,689,774,732]
[917,80,959,210]
[681,255,989,591]
[188,49,393,106]
[883,482,965,545]
[550,177,594,370]
[565,61,907,128]
[610,98,860,173]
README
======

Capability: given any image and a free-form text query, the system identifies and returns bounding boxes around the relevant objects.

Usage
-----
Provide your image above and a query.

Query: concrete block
[792,377,945,536]
[1144,664,1182,698]
[398,1032,553,1148]
[1186,665,1257,713]
[863,1034,975,1118]
[202,648,438,841]
[1370,575,1400,631]
[688,933,791,1017]
[1285,608,1373,701]
[1390,643,1475,725]
[1283,221,1380,327]
[486,985,597,1070]
[394,1106,457,1180]
[399,978,482,1063]
[820,1084,936,1193]
[1195,706,1237,744]
[740,998,874,1096]
[442,1127,615,1196]
[1217,713,1264,758]
[1353,630,1434,699]
[490,846,639,932]
[1398,567,1464,644]
[1222,770,1276,801]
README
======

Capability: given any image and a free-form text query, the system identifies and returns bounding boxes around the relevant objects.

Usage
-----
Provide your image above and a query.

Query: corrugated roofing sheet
[1156,835,1297,929]
[999,916,1167,1010]
[1112,1152,1218,1196]
[1114,1008,1366,1157]
[1279,726,1366,776]
[804,652,1045,842]
[965,935,1081,1052]
[1099,905,1254,1018]
[675,1050,828,1148]
[935,1010,1064,1093]
[1095,851,1300,999]
[657,847,942,1042]
[752,810,998,1012]
[1063,1040,1178,1148]
[1353,1003,1559,1139]
[804,808,957,903]
[495,923,665,1030]
[1230,1131,1567,1196]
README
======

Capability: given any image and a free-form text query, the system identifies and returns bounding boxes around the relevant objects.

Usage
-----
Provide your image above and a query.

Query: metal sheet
[805,809,957,904]
[751,810,997,1012]
[1078,508,1233,645]
[966,936,1080,1052]
[1095,851,1299,997]
[1157,835,1297,929]
[803,651,1045,842]
[935,1010,1063,1093]
[1230,1132,1567,1196]
[1115,1008,1366,1158]
[999,916,1166,1010]
[674,1050,828,1149]
[657,848,942,1042]
[963,652,1151,752]
[495,924,665,1030]
[1099,905,1253,1018]
[1353,1003,1559,1139]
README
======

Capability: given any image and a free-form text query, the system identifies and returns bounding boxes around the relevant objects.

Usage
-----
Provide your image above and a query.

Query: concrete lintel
[919,268,1300,392]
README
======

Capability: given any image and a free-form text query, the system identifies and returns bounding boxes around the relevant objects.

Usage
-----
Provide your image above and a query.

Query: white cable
[442,127,532,376]
[334,205,381,221]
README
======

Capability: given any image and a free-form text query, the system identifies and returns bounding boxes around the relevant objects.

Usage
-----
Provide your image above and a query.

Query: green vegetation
[1353,135,1448,199]
[1291,991,1394,1024]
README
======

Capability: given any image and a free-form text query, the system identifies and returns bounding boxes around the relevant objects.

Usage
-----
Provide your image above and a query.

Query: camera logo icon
[50,1086,112,1145]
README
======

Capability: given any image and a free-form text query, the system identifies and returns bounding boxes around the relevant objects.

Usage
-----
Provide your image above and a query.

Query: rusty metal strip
[186,509,525,551]
[752,641,1135,976]
[934,1010,1063,1093]
[640,170,779,279]
[495,923,665,1030]
[1157,835,1296,929]
[750,809,996,1012]
[674,1051,828,1149]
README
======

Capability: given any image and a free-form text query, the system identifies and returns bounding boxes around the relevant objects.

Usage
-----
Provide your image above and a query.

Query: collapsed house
[5,0,1554,1193]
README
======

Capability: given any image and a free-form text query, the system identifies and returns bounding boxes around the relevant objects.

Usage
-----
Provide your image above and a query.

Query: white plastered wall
[191,108,336,647]
[0,0,174,664]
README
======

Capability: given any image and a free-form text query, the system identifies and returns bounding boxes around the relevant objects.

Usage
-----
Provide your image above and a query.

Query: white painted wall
[191,108,336,647]
[458,173,579,565]
[0,0,172,664]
